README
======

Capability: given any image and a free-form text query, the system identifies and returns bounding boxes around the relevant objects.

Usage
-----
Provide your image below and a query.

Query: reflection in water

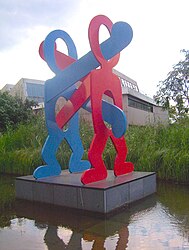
[0,176,189,249]
[14,200,132,250]
[43,216,129,250]
[83,224,129,250]
[158,181,189,235]
[12,196,154,250]
[0,175,15,228]
[44,226,82,250]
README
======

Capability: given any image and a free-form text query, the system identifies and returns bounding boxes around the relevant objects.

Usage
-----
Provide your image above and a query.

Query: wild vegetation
[0,92,35,133]
[0,175,15,210]
[155,49,189,121]
[126,120,189,184]
[0,114,188,184]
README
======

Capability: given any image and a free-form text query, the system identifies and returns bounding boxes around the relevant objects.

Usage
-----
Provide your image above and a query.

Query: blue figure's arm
[51,86,127,138]
[43,27,129,138]
[83,100,127,138]
[44,22,133,102]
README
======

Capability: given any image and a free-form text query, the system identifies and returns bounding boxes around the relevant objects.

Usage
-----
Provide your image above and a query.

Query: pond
[0,175,189,250]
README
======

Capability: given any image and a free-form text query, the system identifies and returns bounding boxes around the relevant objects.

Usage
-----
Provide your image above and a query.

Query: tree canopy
[0,92,36,132]
[155,50,189,121]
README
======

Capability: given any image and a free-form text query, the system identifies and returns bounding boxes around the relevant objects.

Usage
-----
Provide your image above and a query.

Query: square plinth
[15,170,156,214]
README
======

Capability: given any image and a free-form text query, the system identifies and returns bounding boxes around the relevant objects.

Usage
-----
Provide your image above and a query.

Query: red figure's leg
[81,71,110,184]
[110,134,134,176]
[103,75,134,176]
[81,131,109,184]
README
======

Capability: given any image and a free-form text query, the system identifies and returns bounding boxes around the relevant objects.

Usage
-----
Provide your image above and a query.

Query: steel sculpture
[33,14,134,184]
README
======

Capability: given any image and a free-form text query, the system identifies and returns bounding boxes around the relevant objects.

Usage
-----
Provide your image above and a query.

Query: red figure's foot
[81,168,107,184]
[114,162,134,176]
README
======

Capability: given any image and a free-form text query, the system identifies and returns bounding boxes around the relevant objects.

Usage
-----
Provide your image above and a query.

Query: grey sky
[0,0,188,96]
[0,0,79,50]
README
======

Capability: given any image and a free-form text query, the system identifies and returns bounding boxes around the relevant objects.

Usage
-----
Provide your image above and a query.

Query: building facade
[9,78,45,104]
[1,73,168,126]
[1,84,14,93]
[116,69,168,125]
[80,69,168,125]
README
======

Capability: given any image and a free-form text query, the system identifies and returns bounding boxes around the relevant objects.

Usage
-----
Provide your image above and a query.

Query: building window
[128,96,153,112]
[28,96,44,103]
[26,83,44,103]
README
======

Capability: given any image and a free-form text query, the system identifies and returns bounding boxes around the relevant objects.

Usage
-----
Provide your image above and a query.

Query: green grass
[0,115,188,184]
[0,175,16,227]
[0,116,46,175]
[0,175,15,209]
[126,120,189,183]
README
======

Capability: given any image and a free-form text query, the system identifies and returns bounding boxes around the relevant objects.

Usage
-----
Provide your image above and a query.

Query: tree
[155,50,189,121]
[0,92,36,132]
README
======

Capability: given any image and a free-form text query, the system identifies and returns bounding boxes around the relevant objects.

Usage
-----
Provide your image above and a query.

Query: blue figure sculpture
[33,30,91,179]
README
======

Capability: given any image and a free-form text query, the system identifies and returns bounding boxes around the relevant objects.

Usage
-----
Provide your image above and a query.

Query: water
[0,175,189,250]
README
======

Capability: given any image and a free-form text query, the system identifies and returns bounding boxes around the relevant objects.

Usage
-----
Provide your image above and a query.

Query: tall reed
[0,115,188,184]
[0,115,46,175]
[126,120,189,183]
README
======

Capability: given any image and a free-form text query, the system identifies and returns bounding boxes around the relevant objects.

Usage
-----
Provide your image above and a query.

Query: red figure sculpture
[81,15,134,184]
[39,14,134,185]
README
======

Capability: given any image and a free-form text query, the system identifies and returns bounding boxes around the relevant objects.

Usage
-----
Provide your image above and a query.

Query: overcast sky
[0,0,188,97]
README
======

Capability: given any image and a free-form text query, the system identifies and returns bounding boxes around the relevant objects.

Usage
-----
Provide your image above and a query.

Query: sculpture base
[15,170,156,214]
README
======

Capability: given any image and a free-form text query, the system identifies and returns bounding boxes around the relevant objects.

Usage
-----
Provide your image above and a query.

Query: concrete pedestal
[15,170,156,214]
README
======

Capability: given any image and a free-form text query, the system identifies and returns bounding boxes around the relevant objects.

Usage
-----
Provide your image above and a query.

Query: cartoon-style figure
[33,30,90,179]
[33,14,134,184]
[34,30,127,179]
[51,45,127,139]
[81,15,134,184]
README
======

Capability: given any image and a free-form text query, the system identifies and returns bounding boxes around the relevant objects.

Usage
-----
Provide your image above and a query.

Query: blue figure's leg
[33,30,91,179]
[33,126,64,179]
[33,95,65,179]
[65,113,91,173]
[33,92,90,178]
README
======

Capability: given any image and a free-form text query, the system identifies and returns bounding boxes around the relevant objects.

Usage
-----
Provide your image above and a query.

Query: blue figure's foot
[69,160,91,173]
[33,165,61,179]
